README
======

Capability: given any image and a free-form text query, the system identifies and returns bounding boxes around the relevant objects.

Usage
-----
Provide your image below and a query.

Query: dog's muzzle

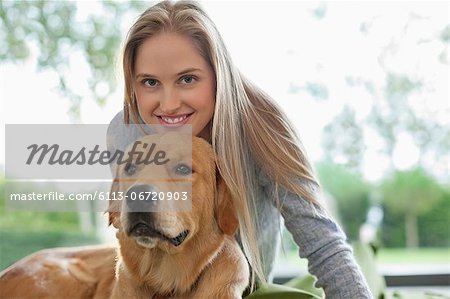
[125,184,189,247]
[129,222,189,247]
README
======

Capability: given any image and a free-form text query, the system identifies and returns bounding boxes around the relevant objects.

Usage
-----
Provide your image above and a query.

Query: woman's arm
[260,173,374,298]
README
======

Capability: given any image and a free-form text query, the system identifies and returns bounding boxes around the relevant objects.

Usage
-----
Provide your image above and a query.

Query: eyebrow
[135,68,202,79]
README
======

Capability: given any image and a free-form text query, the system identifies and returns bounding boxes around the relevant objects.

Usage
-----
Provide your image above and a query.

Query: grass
[377,247,450,264]
[0,208,100,271]
[0,200,100,271]
[277,246,450,267]
[0,229,99,271]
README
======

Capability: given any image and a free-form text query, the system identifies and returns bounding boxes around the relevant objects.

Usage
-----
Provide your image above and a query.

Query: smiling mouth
[157,113,194,125]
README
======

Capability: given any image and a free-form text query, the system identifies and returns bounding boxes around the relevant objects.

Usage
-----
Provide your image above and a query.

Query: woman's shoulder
[106,110,154,153]
[107,110,129,152]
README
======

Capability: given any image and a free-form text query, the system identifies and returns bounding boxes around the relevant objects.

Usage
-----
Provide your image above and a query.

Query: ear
[215,176,239,236]
[106,178,121,229]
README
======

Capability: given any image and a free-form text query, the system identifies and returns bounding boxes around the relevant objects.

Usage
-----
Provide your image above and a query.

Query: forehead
[134,32,208,75]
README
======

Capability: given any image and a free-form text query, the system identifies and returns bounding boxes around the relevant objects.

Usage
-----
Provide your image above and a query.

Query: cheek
[135,91,159,116]
[193,85,215,112]
[135,91,150,107]
[196,97,214,112]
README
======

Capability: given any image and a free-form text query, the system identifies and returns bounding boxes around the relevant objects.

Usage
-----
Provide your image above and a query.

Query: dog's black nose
[125,184,157,212]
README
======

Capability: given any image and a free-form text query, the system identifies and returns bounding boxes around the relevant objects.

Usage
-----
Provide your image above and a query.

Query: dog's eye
[175,163,192,176]
[124,163,137,176]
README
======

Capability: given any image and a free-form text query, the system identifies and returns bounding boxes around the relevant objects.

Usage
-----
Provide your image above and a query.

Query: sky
[1,1,448,182]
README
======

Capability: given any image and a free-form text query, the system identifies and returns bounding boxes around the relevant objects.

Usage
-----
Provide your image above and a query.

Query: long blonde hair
[121,0,319,288]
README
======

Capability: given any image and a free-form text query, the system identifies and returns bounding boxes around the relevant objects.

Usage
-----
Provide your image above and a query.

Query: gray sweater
[107,111,373,299]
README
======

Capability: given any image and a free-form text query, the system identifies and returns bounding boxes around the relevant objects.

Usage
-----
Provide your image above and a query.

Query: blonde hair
[121,0,319,288]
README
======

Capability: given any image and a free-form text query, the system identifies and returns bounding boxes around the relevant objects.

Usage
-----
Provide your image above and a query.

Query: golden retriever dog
[0,133,249,299]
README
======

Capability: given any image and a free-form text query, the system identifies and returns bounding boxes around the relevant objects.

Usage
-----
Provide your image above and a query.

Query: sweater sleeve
[260,174,374,298]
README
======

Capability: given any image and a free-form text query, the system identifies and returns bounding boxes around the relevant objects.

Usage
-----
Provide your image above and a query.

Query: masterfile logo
[4,124,192,212]
[25,141,169,166]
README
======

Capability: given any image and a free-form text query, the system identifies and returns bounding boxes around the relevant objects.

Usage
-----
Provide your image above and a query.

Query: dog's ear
[107,178,121,229]
[215,177,239,236]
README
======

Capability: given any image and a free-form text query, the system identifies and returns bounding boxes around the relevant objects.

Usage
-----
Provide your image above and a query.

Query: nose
[160,88,181,115]
[126,184,158,212]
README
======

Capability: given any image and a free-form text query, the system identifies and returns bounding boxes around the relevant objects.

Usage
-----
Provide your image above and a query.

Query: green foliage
[418,190,450,247]
[311,3,327,20]
[321,106,365,173]
[385,73,422,97]
[316,163,449,248]
[440,24,450,42]
[0,0,147,119]
[381,168,442,215]
[380,168,448,247]
[316,162,371,240]
[381,206,406,247]
[366,72,421,163]
[304,82,329,100]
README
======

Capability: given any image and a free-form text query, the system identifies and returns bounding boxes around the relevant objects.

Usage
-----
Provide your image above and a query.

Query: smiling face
[133,32,216,139]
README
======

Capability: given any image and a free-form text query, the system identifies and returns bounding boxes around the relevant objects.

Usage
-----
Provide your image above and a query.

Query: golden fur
[0,245,116,299]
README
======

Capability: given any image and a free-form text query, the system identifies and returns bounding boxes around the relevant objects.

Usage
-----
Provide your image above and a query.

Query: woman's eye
[175,163,192,175]
[180,75,195,85]
[143,79,159,87]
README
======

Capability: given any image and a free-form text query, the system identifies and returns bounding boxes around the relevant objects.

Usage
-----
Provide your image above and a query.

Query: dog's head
[108,132,238,254]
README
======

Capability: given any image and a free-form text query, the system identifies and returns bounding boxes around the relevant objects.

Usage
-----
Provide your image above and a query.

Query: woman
[108,1,373,298]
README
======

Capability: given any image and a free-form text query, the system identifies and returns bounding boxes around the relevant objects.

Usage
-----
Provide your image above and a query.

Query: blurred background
[0,1,449,298]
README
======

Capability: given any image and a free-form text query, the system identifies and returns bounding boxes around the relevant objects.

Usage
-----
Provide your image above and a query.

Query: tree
[418,189,450,247]
[319,9,450,179]
[367,73,422,167]
[0,0,147,121]
[381,167,443,248]
[322,105,365,174]
[317,9,449,248]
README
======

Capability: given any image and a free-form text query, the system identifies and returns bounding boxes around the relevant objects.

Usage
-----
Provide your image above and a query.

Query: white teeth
[161,115,188,124]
